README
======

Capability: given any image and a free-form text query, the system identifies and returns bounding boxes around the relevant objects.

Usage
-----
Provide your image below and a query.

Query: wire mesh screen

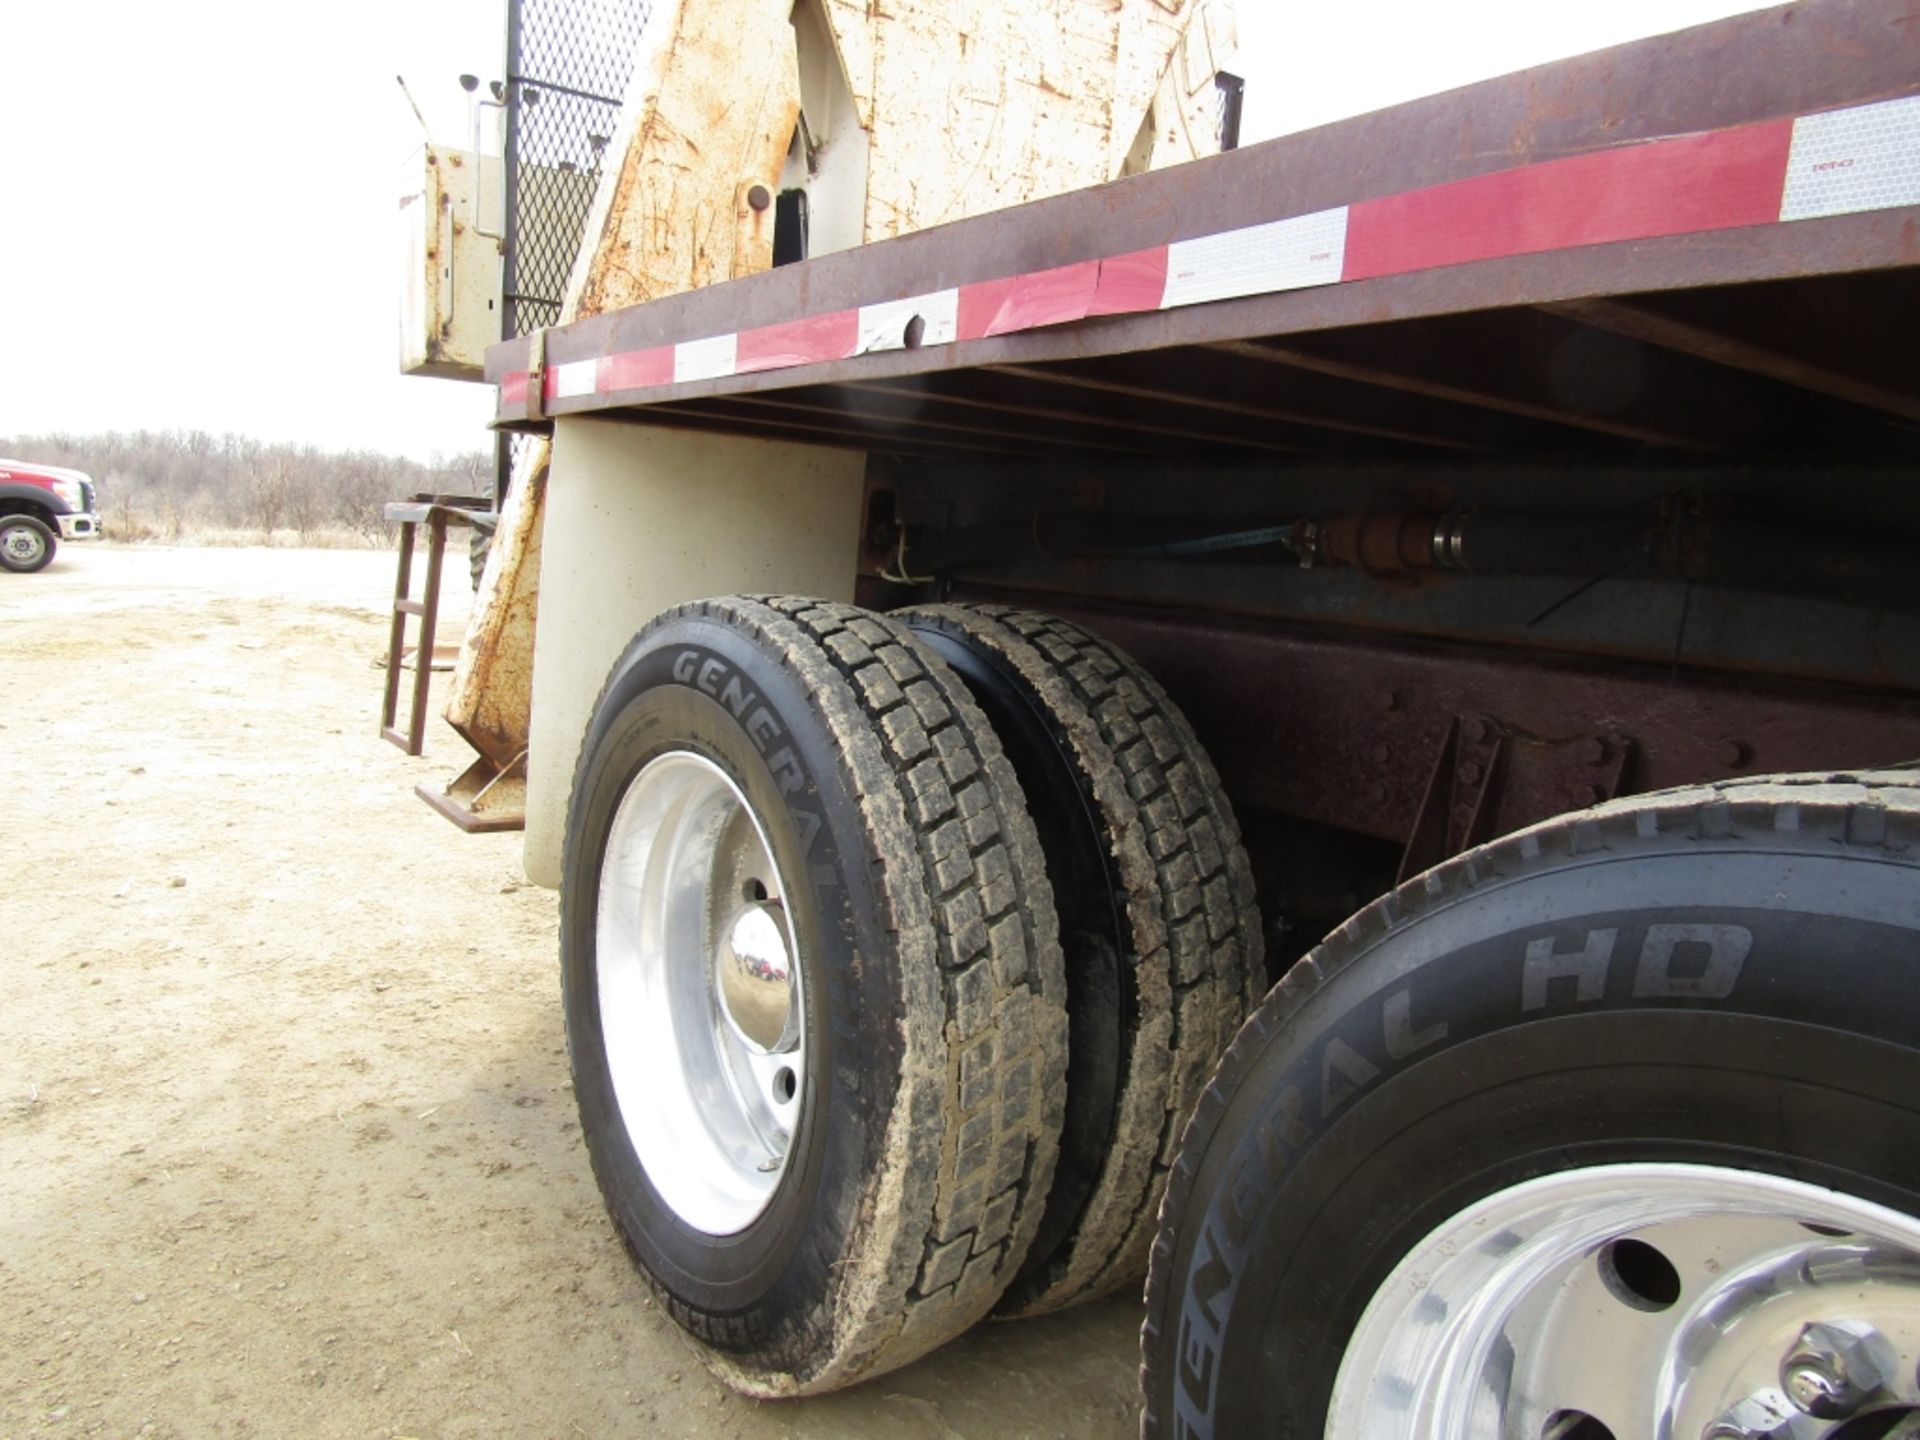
[502,0,651,339]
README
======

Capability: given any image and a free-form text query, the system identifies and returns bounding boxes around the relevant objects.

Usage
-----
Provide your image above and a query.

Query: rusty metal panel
[1008,602,1920,848]
[445,452,546,771]
[568,0,801,316]
[824,0,1235,243]
[563,0,1238,319]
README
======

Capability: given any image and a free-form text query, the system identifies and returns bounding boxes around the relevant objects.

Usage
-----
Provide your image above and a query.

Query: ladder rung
[395,599,425,617]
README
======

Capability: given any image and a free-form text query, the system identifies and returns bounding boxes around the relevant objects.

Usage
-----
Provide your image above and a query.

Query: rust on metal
[1006,601,1920,850]
[417,750,527,834]
[570,0,800,316]
[1316,512,1448,577]
[489,0,1920,443]
[1396,715,1632,881]
[568,0,1233,318]
[445,452,546,773]
[444,0,1241,819]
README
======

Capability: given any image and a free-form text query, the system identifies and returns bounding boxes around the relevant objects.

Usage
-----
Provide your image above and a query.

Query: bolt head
[1704,1388,1800,1440]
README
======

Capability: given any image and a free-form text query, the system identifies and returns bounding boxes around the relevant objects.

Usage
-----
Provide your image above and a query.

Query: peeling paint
[446,450,546,769]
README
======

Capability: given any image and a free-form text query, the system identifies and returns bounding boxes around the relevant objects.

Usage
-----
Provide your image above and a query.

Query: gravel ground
[0,544,1141,1440]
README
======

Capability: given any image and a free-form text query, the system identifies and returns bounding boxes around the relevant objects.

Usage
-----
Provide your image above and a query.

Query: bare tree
[0,429,490,542]
[247,458,289,540]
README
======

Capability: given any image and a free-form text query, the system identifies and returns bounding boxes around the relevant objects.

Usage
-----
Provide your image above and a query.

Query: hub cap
[4,524,46,564]
[1329,1164,1920,1439]
[596,751,805,1234]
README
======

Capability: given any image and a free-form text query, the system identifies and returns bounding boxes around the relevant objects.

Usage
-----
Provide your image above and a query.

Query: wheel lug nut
[1702,1389,1799,1440]
[1779,1320,1890,1419]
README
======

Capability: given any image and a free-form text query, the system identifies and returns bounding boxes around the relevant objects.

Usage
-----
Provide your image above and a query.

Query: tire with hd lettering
[562,596,1067,1395]
[1142,772,1920,1440]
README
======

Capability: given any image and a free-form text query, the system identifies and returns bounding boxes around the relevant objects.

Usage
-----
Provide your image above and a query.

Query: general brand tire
[1142,771,1920,1440]
[0,515,56,573]
[897,603,1263,1317]
[561,595,1068,1396]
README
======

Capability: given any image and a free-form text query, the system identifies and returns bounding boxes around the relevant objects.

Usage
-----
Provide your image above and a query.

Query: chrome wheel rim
[596,750,805,1235]
[4,525,45,564]
[1329,1163,1920,1439]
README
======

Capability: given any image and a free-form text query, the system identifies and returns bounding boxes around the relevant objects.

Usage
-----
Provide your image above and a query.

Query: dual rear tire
[561,596,1257,1392]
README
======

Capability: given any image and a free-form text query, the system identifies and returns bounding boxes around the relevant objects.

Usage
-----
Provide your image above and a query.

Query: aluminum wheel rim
[596,750,805,1235]
[4,525,45,564]
[1328,1163,1920,1439]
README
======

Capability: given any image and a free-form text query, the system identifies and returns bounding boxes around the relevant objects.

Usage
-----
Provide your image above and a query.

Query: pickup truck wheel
[562,595,1067,1395]
[1142,772,1920,1440]
[0,515,56,573]
[898,604,1262,1317]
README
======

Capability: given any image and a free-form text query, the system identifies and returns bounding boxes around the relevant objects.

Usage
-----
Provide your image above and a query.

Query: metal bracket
[417,748,528,833]
[1399,714,1631,881]
[523,328,548,423]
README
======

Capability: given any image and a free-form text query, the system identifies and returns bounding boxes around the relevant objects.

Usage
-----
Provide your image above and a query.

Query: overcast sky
[3,0,1768,463]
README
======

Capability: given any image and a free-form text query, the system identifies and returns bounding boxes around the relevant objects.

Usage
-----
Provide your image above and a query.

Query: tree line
[1,429,492,543]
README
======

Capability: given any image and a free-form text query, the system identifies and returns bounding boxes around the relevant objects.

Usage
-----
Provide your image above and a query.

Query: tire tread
[897,603,1263,1315]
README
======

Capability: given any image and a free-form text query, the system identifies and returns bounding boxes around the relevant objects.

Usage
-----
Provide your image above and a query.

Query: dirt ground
[0,545,1143,1440]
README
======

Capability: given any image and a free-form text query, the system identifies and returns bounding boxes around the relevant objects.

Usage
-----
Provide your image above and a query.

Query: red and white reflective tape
[502,94,1920,411]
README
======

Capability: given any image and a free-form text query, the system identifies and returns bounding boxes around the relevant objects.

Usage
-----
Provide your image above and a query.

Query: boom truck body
[405,0,1920,1432]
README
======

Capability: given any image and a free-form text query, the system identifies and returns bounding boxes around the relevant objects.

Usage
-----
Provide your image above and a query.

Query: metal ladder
[379,495,488,756]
